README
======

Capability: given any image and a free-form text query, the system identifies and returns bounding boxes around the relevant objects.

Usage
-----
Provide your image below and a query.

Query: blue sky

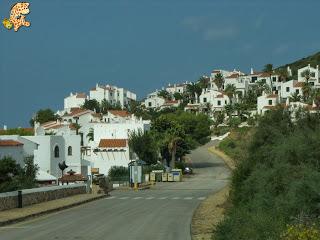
[1,0,320,127]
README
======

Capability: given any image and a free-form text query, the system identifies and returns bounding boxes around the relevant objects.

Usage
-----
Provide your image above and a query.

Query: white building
[89,84,137,108]
[165,83,187,95]
[199,90,230,111]
[257,93,280,115]
[0,139,26,167]
[90,139,130,176]
[280,80,304,99]
[64,93,88,112]
[297,64,320,87]
[144,91,166,109]
[0,134,82,178]
[223,73,250,96]
[160,100,180,110]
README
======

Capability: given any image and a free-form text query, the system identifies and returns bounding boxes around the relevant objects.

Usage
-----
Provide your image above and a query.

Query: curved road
[0,141,230,240]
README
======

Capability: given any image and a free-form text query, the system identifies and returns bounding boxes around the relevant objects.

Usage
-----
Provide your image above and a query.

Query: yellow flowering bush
[281,224,320,240]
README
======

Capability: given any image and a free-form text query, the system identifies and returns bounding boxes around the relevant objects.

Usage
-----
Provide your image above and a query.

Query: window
[310,82,315,86]
[110,92,113,96]
[252,76,257,82]
[296,89,299,94]
[268,100,272,105]
[286,87,290,92]
[148,102,152,107]
[54,146,59,158]
[311,72,316,78]
[225,100,227,104]
[203,97,207,103]
[272,77,277,82]
[68,146,72,156]
[217,100,221,106]
[272,87,276,91]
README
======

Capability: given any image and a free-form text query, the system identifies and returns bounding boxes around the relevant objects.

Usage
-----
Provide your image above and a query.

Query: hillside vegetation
[277,51,320,78]
[215,108,320,240]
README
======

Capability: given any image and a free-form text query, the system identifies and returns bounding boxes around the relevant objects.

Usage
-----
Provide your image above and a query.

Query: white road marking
[172,197,180,200]
[184,197,193,200]
[158,197,168,200]
[146,197,154,200]
[119,197,129,200]
[198,197,206,200]
[105,196,116,200]
[133,197,143,199]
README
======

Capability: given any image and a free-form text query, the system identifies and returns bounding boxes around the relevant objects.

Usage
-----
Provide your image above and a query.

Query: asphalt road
[0,141,231,240]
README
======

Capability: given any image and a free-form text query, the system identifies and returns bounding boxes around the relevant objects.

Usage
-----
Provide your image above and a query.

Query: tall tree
[263,63,273,73]
[214,73,224,90]
[186,83,202,103]
[129,130,158,165]
[30,108,57,126]
[224,84,237,102]
[158,90,171,100]
[275,68,289,82]
[82,99,100,112]
[198,76,210,89]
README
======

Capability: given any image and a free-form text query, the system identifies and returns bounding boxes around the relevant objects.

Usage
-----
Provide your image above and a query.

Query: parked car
[183,167,193,175]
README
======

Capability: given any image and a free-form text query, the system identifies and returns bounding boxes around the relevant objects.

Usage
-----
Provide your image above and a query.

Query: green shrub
[214,109,320,240]
[108,166,129,181]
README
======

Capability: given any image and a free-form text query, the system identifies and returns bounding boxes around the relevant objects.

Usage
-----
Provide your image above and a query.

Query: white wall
[0,146,24,167]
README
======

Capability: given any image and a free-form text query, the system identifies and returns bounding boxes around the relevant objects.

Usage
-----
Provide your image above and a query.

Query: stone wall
[0,184,86,211]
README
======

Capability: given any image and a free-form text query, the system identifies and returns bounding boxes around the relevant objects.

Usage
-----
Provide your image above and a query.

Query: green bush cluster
[215,108,320,240]
[0,156,38,193]
[108,166,129,181]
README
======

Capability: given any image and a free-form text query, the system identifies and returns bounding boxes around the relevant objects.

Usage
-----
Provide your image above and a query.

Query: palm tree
[275,68,289,82]
[168,137,180,169]
[198,76,210,89]
[186,83,202,103]
[224,84,237,103]
[263,64,273,73]
[158,90,171,100]
[214,73,224,90]
[86,128,94,142]
[289,92,301,102]
[302,82,312,103]
[302,69,311,83]
[224,104,234,118]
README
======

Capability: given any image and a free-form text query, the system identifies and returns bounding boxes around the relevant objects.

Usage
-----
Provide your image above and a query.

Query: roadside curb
[208,146,236,171]
[0,194,106,227]
[191,145,235,240]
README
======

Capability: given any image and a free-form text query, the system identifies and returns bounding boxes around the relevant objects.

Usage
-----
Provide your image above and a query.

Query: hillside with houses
[1,59,320,184]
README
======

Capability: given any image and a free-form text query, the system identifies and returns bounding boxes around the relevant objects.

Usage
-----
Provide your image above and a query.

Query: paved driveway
[0,141,230,240]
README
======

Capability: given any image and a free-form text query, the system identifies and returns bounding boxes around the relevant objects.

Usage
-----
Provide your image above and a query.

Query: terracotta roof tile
[66,108,92,117]
[76,93,87,98]
[0,140,24,146]
[108,110,131,118]
[294,82,304,88]
[225,73,239,79]
[98,139,127,148]
[266,94,278,98]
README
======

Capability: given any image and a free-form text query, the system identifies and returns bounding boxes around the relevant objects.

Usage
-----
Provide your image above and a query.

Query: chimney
[70,92,73,96]
[250,68,254,74]
[3,125,7,130]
